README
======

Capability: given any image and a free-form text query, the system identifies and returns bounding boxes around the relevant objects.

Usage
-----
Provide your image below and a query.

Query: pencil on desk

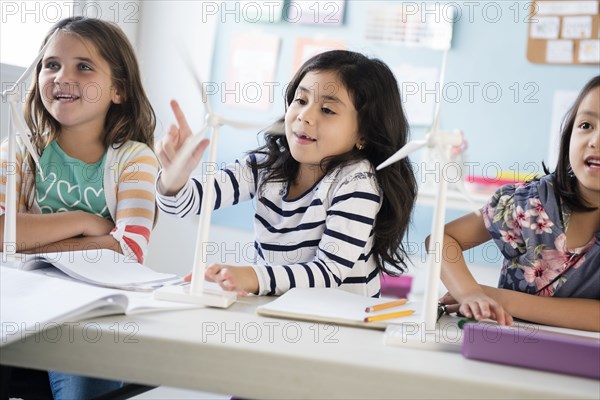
[363,309,414,323]
[365,299,407,313]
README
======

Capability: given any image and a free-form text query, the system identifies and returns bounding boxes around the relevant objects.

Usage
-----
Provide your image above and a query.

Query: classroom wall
[135,1,219,272]
[204,0,598,266]
[136,1,597,272]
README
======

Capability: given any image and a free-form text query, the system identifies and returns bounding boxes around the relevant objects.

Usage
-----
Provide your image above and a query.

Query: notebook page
[0,268,126,347]
[256,287,422,329]
[22,250,180,289]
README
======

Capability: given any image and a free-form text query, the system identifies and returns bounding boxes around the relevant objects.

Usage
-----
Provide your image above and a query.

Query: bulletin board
[526,0,600,65]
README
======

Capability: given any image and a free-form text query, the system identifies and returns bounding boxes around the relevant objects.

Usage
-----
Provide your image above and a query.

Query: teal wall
[205,1,598,266]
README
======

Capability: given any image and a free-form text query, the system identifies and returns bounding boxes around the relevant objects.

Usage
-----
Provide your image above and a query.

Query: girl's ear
[111,87,122,104]
[356,138,366,150]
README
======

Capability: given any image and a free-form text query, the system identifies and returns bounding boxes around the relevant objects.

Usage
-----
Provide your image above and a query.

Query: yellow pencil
[364,299,407,313]
[363,309,415,323]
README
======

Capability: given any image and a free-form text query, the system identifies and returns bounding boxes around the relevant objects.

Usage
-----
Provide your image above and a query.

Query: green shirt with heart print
[35,140,110,219]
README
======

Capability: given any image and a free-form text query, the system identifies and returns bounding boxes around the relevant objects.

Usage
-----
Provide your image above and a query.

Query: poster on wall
[527,0,600,65]
[364,4,454,50]
[225,31,281,111]
[291,37,346,75]
[286,0,346,26]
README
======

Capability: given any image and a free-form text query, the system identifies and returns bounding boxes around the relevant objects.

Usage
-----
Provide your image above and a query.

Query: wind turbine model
[377,50,475,336]
[154,59,268,308]
[2,33,56,261]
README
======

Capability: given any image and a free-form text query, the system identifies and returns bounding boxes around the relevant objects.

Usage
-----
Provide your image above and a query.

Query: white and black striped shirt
[156,154,382,297]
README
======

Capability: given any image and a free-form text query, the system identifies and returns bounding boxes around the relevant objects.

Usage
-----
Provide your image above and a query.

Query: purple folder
[462,323,600,379]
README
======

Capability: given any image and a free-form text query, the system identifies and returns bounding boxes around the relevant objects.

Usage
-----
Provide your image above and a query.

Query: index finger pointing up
[170,99,193,144]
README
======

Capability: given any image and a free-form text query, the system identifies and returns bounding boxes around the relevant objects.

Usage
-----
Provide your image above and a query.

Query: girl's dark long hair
[544,75,599,211]
[251,50,418,275]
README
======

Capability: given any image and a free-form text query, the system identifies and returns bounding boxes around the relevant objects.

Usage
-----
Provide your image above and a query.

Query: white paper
[562,16,593,39]
[18,250,180,290]
[0,267,197,346]
[536,1,598,15]
[530,16,560,39]
[225,31,281,111]
[578,39,600,63]
[546,40,574,63]
[365,5,454,50]
[394,64,438,126]
[257,287,423,329]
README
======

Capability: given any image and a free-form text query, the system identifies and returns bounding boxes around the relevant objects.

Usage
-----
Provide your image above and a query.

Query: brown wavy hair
[22,16,155,209]
[252,50,418,275]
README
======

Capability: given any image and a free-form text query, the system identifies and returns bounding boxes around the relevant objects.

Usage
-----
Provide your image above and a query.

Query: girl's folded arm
[0,211,113,252]
[28,234,122,255]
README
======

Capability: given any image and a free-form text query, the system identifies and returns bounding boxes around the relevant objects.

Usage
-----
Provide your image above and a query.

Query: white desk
[1,295,598,399]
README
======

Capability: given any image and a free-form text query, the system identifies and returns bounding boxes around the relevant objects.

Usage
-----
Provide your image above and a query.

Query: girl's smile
[583,156,600,171]
[292,131,317,145]
[52,87,81,103]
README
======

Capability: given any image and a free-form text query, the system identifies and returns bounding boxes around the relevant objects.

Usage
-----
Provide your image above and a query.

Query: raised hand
[156,100,210,195]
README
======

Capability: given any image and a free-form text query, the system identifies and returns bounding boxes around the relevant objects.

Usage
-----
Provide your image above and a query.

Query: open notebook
[256,287,425,330]
[9,250,181,291]
[0,267,200,347]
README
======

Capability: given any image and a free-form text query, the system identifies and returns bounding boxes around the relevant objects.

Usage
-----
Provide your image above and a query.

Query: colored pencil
[364,299,407,313]
[363,309,415,323]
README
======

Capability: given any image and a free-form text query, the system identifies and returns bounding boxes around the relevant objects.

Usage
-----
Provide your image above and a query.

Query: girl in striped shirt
[156,50,417,298]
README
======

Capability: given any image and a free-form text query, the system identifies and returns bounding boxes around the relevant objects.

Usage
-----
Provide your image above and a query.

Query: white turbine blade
[177,48,213,116]
[219,116,267,131]
[190,70,213,116]
[8,101,41,174]
[430,49,448,134]
[2,31,57,97]
[376,139,428,170]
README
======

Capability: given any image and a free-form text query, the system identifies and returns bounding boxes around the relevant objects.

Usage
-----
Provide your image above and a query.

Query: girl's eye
[578,122,592,130]
[322,107,335,115]
[44,61,59,70]
[78,63,92,71]
[293,98,306,105]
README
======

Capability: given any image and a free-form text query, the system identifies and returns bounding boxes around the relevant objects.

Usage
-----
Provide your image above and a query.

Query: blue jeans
[48,371,122,399]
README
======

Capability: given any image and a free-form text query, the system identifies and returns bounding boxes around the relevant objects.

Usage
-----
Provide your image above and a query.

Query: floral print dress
[482,174,599,299]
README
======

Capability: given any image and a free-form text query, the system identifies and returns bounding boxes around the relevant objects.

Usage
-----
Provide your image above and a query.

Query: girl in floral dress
[435,75,599,332]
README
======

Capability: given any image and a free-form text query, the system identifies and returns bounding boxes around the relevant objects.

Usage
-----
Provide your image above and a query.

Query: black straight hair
[544,75,599,211]
[250,50,418,275]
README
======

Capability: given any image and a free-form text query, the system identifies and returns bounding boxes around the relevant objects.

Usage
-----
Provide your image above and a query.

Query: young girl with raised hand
[0,17,158,264]
[0,16,158,398]
[437,75,600,332]
[156,50,417,297]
